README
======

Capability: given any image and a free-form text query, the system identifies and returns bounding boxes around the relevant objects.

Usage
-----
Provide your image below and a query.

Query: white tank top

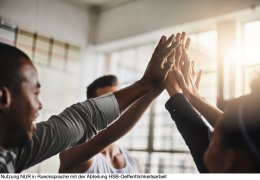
[85,147,139,173]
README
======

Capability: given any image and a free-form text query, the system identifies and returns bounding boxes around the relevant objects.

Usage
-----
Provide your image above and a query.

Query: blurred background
[1,0,260,173]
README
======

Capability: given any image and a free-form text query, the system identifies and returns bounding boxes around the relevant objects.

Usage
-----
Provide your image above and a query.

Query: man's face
[4,61,42,147]
[96,86,118,97]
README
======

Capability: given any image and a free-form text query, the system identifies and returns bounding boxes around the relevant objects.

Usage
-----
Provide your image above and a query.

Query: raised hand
[174,67,202,99]
[165,32,187,96]
[141,35,180,86]
[169,32,222,127]
[179,56,202,97]
[164,49,182,96]
[172,32,202,97]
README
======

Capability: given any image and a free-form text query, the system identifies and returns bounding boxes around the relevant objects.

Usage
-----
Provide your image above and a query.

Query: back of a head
[218,83,260,172]
[86,75,118,99]
[0,42,31,92]
[250,73,260,95]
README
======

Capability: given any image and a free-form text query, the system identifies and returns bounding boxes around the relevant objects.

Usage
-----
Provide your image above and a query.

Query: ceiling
[60,0,134,10]
[72,0,115,6]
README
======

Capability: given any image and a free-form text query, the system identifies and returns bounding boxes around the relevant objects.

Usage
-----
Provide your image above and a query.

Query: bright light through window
[244,21,260,65]
[190,30,217,57]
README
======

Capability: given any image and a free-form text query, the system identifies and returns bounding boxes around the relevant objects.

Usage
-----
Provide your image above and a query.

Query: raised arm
[164,32,210,173]
[175,69,222,127]
[165,93,210,173]
[59,87,163,173]
[114,35,179,114]
[175,35,223,127]
[13,93,120,172]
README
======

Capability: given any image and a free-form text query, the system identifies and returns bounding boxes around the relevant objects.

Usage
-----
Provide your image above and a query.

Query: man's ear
[0,87,12,111]
[223,148,236,172]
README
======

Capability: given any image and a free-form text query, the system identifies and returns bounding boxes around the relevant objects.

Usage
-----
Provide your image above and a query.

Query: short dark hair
[0,42,31,92]
[86,75,118,99]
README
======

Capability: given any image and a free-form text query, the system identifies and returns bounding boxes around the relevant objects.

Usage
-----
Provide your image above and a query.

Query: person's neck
[101,143,121,158]
[101,143,126,169]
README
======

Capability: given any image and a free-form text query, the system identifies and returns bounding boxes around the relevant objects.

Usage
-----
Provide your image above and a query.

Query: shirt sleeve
[165,93,211,173]
[12,92,120,172]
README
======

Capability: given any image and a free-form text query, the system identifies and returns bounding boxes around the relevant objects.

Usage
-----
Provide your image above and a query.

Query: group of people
[0,32,260,173]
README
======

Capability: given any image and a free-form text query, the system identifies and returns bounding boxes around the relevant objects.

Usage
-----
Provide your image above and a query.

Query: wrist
[185,90,198,101]
[166,86,182,97]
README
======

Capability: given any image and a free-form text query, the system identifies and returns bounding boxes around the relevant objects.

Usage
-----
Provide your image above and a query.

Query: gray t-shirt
[0,93,120,173]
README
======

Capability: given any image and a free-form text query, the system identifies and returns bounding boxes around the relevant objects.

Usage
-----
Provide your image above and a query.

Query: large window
[243,21,260,94]
[189,31,218,104]
[219,20,260,100]
[0,19,16,46]
[106,30,218,173]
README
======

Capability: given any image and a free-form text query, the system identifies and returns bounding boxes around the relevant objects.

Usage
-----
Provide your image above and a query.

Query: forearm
[187,92,223,127]
[105,87,162,143]
[59,87,162,170]
[165,94,210,173]
[13,94,120,172]
[114,80,155,113]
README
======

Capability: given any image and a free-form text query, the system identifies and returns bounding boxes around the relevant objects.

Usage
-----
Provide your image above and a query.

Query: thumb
[155,35,166,49]
[195,70,202,90]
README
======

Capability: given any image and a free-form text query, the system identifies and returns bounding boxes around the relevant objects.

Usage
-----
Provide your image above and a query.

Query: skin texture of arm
[184,88,223,128]
[59,87,163,173]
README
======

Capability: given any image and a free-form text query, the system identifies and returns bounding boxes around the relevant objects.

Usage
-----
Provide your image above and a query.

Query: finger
[161,40,179,63]
[156,35,166,49]
[163,53,175,72]
[184,60,191,84]
[162,44,175,69]
[189,75,196,92]
[163,62,172,73]
[185,37,191,50]
[160,57,167,70]
[182,48,189,63]
[175,45,182,69]
[162,36,167,45]
[179,57,184,70]
[195,70,202,90]
[174,70,188,91]
[191,60,195,78]
[175,33,181,42]
[180,32,186,45]
[154,35,168,68]
[181,63,185,74]
[162,63,173,83]
[164,34,175,47]
[167,50,175,65]
[179,48,187,69]
[170,39,180,49]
